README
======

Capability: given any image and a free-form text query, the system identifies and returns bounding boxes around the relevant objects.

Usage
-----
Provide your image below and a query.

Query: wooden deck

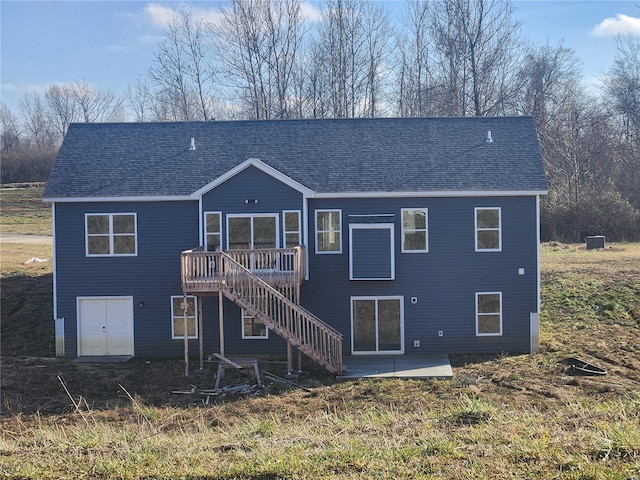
[181,246,305,296]
[180,246,343,374]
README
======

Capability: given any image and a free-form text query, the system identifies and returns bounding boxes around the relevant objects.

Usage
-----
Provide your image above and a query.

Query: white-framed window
[205,211,222,251]
[283,210,301,247]
[476,292,502,336]
[171,295,198,339]
[475,207,501,252]
[351,296,404,354]
[86,213,137,256]
[315,209,342,253]
[242,310,268,339]
[401,208,429,253]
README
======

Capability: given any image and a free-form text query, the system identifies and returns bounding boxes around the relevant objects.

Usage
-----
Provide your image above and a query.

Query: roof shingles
[43,117,547,199]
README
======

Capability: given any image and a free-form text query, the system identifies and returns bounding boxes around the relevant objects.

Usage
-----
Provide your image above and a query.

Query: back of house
[43,117,547,373]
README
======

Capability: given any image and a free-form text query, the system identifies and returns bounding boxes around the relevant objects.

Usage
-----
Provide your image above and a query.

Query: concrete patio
[339,354,453,379]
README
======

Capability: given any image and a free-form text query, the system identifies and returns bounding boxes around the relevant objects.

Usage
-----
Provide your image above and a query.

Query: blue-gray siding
[303,196,539,355]
[55,166,539,358]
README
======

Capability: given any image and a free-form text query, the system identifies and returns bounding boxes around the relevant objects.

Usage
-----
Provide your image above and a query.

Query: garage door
[78,297,134,356]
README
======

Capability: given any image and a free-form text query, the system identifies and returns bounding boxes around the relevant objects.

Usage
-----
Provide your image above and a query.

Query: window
[205,212,222,251]
[171,295,198,339]
[86,213,137,256]
[316,209,341,253]
[283,210,301,247]
[475,207,501,251]
[476,292,502,336]
[401,208,428,253]
[242,310,268,339]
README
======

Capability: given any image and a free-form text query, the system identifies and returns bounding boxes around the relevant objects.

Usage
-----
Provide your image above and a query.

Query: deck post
[198,296,204,370]
[218,291,225,357]
[183,293,189,376]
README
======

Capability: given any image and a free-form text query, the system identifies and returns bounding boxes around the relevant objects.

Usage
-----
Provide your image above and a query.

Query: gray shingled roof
[43,117,547,200]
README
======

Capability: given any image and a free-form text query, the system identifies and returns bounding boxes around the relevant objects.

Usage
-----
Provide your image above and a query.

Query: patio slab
[339,354,453,379]
[72,356,133,363]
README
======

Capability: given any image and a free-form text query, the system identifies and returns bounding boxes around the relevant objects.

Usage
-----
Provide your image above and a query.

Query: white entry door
[78,297,134,356]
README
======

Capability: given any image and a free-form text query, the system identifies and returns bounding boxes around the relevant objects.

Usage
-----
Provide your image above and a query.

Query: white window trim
[475,291,503,336]
[349,223,395,280]
[204,211,222,251]
[282,210,302,248]
[401,208,429,253]
[241,310,269,339]
[85,213,138,257]
[474,207,502,252]
[350,295,405,355]
[315,209,342,254]
[171,295,198,339]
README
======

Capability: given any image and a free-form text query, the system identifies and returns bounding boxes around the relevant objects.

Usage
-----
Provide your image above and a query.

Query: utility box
[586,235,605,250]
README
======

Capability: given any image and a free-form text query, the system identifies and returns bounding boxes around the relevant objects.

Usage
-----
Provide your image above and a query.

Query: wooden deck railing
[180,247,342,374]
[181,246,305,296]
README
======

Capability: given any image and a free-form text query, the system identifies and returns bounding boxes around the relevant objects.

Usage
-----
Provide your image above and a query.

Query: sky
[1,0,640,114]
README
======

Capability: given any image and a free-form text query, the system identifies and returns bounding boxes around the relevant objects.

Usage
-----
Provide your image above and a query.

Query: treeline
[1,0,638,241]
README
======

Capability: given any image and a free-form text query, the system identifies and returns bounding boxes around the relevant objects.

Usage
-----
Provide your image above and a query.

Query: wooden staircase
[181,248,343,374]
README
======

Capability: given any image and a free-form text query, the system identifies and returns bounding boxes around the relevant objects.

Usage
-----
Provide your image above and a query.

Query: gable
[200,164,305,213]
[192,158,313,199]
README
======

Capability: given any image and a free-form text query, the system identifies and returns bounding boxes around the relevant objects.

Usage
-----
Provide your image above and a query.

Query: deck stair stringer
[219,252,343,374]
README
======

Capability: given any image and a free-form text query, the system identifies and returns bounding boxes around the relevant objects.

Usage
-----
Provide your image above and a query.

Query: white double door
[78,297,134,356]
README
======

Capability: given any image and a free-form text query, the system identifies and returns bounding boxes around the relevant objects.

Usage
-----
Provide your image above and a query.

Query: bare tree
[20,93,57,150]
[0,103,22,155]
[148,9,217,121]
[312,0,394,118]
[71,80,124,123]
[44,84,77,137]
[126,78,154,122]
[516,43,582,135]
[212,0,307,119]
[604,35,640,141]
[397,0,434,116]
[430,0,522,116]
[360,2,395,117]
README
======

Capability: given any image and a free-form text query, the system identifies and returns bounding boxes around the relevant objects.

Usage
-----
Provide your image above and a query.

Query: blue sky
[1,0,639,113]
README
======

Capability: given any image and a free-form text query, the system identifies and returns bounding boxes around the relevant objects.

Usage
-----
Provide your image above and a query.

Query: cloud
[145,3,180,26]
[107,44,131,53]
[144,3,224,28]
[592,14,640,37]
[301,2,322,22]
[1,82,51,95]
[138,34,164,44]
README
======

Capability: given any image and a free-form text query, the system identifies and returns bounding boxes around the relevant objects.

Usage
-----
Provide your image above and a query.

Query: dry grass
[1,381,638,479]
[0,187,51,235]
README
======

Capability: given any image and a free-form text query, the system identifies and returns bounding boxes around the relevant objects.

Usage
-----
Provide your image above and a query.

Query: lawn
[1,188,639,479]
[0,186,51,236]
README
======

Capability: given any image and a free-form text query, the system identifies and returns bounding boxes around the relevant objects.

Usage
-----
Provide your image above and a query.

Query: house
[43,117,547,374]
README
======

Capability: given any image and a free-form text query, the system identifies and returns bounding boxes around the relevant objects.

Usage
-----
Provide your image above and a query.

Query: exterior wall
[54,200,211,357]
[302,196,539,355]
[200,165,303,356]
[201,165,304,242]
[54,166,539,359]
